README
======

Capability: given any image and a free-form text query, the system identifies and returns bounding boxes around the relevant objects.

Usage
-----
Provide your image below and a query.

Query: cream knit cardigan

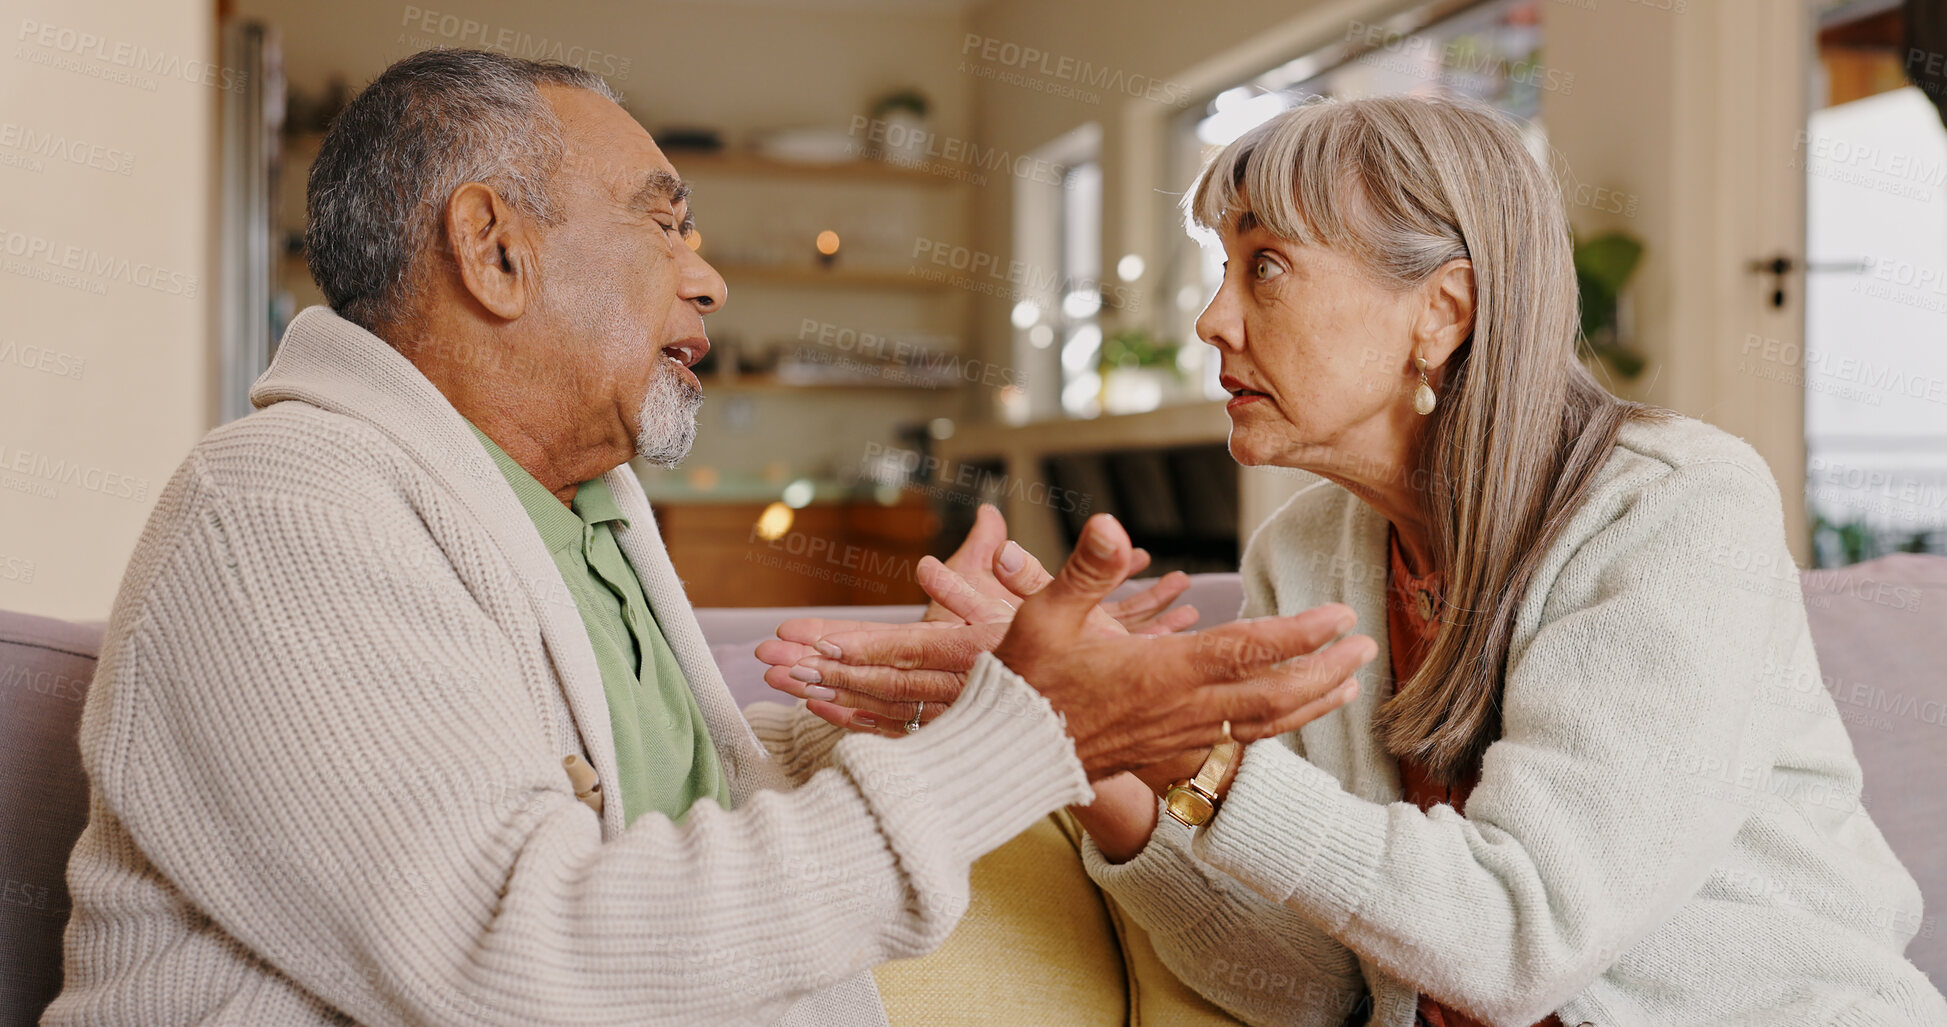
[1085,415,1946,1026]
[48,307,1093,1026]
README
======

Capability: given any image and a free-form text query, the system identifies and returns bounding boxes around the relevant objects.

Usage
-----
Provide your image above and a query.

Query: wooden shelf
[711,262,957,292]
[702,371,948,393]
[670,150,963,187]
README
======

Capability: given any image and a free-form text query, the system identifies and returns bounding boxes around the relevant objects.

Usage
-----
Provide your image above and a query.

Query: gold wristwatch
[1163,724,1243,828]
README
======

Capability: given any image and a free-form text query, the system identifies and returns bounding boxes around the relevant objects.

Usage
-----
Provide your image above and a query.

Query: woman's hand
[925,504,1200,634]
[986,515,1373,779]
[758,506,1197,734]
[783,514,1372,764]
[1069,773,1161,865]
[763,545,1199,735]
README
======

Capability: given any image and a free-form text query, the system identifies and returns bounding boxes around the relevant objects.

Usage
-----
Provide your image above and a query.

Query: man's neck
[401,331,630,508]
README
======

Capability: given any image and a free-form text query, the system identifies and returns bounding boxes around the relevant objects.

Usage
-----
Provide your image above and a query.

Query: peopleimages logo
[0,226,198,298]
[959,33,1191,108]
[399,6,633,81]
[14,19,247,93]
[0,443,149,503]
[0,122,136,176]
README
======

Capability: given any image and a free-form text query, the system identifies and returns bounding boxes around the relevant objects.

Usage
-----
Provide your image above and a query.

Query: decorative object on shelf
[867,88,932,166]
[284,75,349,137]
[771,332,962,389]
[1574,230,1648,378]
[654,126,724,153]
[753,126,858,165]
[815,229,841,268]
[1100,329,1187,416]
[1101,328,1183,373]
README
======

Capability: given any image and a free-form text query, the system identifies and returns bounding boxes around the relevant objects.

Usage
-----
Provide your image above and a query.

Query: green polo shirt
[467,422,729,826]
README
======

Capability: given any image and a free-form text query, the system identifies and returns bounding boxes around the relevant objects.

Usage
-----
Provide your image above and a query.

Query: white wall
[0,0,217,620]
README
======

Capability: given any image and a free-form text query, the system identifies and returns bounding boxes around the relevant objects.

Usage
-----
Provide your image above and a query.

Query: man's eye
[1253,256,1282,280]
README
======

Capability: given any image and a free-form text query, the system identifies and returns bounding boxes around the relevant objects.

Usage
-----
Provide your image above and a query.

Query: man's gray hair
[304,49,619,333]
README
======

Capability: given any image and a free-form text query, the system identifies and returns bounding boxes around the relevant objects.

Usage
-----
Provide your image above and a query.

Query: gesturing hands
[984,515,1372,779]
[757,504,1197,734]
[760,509,1375,782]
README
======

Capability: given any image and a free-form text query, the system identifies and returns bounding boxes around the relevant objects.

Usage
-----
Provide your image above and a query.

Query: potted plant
[868,89,931,166]
[1098,329,1185,415]
[1574,230,1648,378]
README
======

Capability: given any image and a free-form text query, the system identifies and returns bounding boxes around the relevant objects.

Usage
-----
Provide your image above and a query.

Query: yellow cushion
[873,813,1242,1026]
[873,813,1127,1025]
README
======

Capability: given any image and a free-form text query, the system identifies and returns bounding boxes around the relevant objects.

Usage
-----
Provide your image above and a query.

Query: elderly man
[47,50,1374,1025]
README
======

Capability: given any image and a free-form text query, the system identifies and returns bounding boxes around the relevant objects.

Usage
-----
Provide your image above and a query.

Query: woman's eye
[1253,256,1283,280]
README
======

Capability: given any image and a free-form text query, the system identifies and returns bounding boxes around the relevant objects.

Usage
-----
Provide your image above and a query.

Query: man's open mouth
[662,337,710,369]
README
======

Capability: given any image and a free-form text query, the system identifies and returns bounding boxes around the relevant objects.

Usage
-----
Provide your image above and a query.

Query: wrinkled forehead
[543,83,686,210]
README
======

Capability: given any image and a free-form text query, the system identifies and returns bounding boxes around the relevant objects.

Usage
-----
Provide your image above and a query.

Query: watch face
[1165,786,1216,826]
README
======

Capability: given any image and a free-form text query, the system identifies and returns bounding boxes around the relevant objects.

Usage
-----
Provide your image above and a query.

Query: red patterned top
[1388,526,1563,1027]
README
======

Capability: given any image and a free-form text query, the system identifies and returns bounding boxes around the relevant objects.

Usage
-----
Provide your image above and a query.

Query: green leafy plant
[1812,510,1941,567]
[1574,231,1647,378]
[870,89,930,119]
[1100,329,1182,373]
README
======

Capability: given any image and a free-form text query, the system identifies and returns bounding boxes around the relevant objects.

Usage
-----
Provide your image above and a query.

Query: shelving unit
[709,263,956,291]
[701,371,948,392]
[669,150,958,188]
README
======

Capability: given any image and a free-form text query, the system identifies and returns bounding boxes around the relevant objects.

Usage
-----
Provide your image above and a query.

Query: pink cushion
[1799,553,1947,985]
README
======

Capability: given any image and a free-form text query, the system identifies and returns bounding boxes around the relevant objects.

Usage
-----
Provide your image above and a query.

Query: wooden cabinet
[655,496,938,607]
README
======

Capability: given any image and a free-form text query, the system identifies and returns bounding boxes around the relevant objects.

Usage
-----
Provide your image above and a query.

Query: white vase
[878,110,930,168]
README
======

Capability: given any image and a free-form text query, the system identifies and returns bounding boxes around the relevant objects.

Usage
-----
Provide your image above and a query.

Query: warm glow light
[781,478,816,509]
[755,502,794,541]
[686,466,720,492]
[685,229,704,252]
[815,230,841,256]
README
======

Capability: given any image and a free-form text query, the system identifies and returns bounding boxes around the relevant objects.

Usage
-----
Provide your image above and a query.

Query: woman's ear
[443,182,533,321]
[1415,257,1475,372]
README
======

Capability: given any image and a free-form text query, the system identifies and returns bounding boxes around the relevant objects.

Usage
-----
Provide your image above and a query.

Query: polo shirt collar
[465,421,630,555]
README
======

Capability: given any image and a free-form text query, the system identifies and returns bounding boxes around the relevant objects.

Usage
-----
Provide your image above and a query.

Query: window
[1161,0,1551,404]
[1008,123,1104,422]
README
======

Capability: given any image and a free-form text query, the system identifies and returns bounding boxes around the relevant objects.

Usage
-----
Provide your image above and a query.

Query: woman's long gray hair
[1189,95,1664,783]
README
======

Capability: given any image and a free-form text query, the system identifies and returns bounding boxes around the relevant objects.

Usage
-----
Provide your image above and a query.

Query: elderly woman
[762,96,1943,1026]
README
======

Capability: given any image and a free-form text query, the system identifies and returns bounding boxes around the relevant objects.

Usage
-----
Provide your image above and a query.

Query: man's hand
[925,504,1199,633]
[758,507,1198,735]
[990,514,1373,779]
[773,514,1372,774]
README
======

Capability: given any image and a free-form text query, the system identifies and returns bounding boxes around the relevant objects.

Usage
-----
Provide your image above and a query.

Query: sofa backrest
[3,554,1938,1021]
[0,611,103,1024]
[1798,553,1946,989]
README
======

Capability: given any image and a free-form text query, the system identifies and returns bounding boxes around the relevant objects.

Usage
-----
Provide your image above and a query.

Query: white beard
[634,359,704,468]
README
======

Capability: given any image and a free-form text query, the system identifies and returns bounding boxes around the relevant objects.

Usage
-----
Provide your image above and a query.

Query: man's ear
[1414,257,1475,372]
[443,182,532,321]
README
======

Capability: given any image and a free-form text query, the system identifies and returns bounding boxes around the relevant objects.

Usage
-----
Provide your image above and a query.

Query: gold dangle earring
[1412,356,1438,415]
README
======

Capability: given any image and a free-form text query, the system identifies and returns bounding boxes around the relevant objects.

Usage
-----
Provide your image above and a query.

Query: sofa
[3,558,1942,1022]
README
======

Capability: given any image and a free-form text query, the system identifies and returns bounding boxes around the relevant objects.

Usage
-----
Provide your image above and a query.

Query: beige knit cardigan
[47,307,1093,1026]
[1084,414,1946,1027]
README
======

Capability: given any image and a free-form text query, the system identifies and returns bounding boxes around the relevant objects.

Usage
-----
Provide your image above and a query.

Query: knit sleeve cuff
[742,700,848,784]
[1193,741,1390,931]
[837,652,1093,866]
[1082,812,1234,942]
